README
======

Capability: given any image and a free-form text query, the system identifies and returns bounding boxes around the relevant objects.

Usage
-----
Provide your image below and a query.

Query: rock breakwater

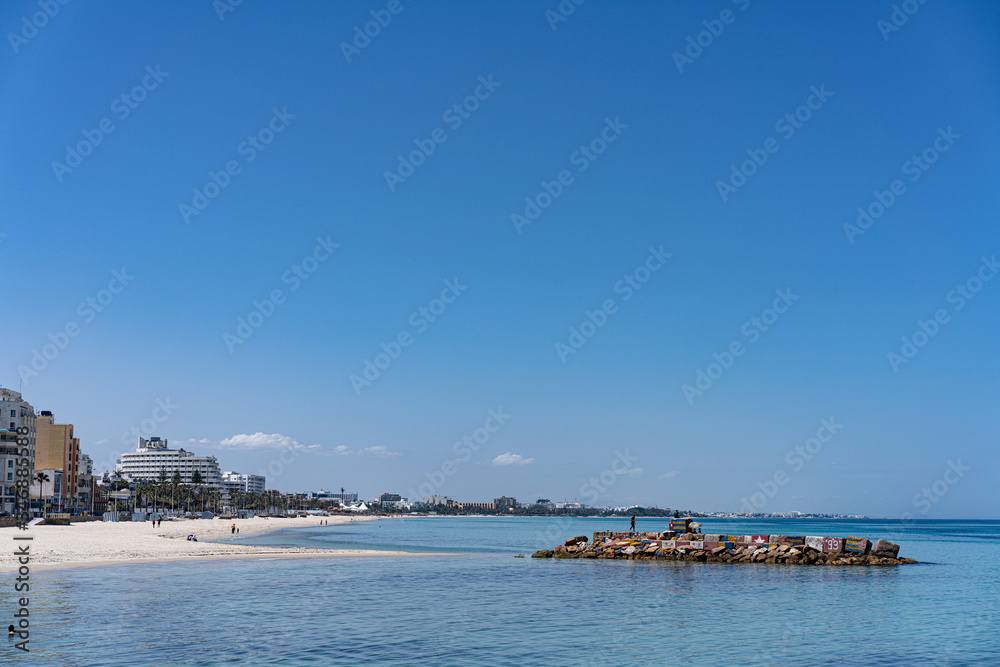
[532,532,917,566]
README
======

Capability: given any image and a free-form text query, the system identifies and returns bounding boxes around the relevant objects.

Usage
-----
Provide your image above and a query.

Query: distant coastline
[390,510,870,520]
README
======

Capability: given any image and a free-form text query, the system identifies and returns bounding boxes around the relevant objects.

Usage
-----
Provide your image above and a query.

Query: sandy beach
[0,515,433,573]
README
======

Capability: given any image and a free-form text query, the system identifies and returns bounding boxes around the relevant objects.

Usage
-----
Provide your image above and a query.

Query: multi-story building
[0,388,36,514]
[36,411,80,512]
[221,471,266,495]
[494,496,518,511]
[116,437,223,487]
[316,490,358,503]
[456,502,495,512]
[77,454,95,514]
[423,495,451,506]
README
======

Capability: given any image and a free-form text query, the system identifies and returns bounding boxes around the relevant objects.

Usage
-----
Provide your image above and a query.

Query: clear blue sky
[2,1,998,517]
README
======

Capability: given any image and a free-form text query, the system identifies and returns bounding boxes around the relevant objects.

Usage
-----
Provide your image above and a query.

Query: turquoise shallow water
[4,518,999,666]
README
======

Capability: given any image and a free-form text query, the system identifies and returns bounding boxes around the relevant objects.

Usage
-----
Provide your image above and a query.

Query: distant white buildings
[325,490,358,503]
[222,471,266,494]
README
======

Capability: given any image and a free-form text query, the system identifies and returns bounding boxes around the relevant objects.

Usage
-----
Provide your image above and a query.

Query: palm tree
[171,471,182,511]
[134,481,146,512]
[32,471,50,516]
[191,471,203,512]
[231,490,244,514]
[206,488,220,514]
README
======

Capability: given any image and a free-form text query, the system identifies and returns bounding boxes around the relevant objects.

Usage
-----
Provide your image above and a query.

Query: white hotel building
[222,471,266,495]
[116,437,224,487]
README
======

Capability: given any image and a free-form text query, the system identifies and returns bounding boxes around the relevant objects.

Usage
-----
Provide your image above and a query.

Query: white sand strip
[0,515,449,573]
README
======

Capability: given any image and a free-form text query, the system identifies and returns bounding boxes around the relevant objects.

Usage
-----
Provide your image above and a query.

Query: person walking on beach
[630,515,636,533]
[231,523,236,534]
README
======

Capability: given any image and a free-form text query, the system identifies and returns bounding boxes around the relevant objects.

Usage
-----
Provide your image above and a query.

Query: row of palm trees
[107,470,292,515]
[26,470,297,517]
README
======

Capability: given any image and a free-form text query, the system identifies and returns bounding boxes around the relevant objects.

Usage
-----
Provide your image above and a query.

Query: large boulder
[565,535,588,546]
[872,539,900,558]
[531,549,554,558]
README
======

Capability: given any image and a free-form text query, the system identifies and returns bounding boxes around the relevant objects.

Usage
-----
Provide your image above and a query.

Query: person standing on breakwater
[630,515,636,533]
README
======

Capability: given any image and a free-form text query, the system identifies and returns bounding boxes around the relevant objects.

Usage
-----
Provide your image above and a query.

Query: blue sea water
[4,517,999,666]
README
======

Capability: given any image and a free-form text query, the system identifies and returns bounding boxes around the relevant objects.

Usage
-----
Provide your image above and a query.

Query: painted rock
[805,536,825,551]
[844,537,870,554]
[872,539,899,558]
[823,537,844,553]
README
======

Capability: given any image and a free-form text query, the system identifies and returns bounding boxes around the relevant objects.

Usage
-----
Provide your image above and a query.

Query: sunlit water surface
[4,518,998,665]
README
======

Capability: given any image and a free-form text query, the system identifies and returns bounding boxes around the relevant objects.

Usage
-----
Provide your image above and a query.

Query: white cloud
[658,470,679,479]
[182,434,400,458]
[331,444,401,458]
[491,452,535,466]
[216,432,320,452]
[357,445,401,459]
[624,467,643,477]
